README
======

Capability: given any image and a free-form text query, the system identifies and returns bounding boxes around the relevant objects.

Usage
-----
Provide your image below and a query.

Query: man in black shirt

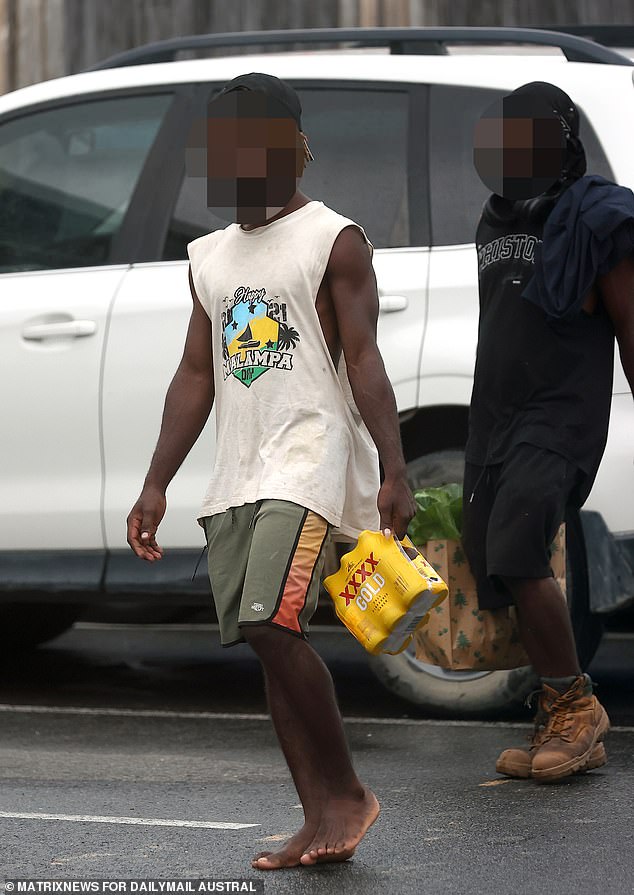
[465,82,634,781]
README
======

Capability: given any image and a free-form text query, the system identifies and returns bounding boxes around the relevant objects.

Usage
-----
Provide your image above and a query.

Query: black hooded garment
[523,174,634,320]
[466,82,617,498]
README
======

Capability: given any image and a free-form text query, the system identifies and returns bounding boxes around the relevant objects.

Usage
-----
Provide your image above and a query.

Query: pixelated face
[186,89,305,225]
[473,95,567,199]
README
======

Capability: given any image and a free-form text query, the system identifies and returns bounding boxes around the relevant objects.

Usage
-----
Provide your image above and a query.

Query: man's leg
[244,625,379,870]
[483,446,582,679]
[499,572,609,780]
[237,500,379,870]
[463,447,609,779]
[501,574,580,677]
[484,447,610,779]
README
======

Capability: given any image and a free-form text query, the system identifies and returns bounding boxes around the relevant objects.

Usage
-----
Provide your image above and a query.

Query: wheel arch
[399,403,469,463]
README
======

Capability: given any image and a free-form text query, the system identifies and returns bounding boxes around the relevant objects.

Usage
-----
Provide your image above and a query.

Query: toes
[300,845,322,865]
[254,856,282,871]
[299,832,357,865]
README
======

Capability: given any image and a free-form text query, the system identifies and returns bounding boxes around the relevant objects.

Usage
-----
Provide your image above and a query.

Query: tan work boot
[496,680,608,779]
[497,741,606,778]
[496,687,555,779]
[531,674,610,782]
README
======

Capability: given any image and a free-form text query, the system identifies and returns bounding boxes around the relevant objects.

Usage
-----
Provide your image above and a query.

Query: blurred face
[473,95,567,199]
[203,90,305,224]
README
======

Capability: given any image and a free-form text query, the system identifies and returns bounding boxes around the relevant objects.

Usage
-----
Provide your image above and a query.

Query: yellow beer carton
[323,531,449,655]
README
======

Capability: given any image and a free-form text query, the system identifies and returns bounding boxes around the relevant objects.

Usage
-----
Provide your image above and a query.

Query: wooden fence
[2,0,634,95]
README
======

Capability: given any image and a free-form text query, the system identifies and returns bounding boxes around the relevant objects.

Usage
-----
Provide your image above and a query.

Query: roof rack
[532,24,634,48]
[87,26,633,72]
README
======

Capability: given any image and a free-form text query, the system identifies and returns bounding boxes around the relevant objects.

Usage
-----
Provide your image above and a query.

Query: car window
[0,94,172,273]
[429,84,615,247]
[297,87,410,248]
[162,86,411,260]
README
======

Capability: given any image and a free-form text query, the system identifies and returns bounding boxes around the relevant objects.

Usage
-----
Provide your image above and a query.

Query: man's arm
[126,267,215,561]
[327,226,416,539]
[597,255,634,396]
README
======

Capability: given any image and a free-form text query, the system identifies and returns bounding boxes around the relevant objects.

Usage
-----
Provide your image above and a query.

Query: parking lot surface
[1,624,632,894]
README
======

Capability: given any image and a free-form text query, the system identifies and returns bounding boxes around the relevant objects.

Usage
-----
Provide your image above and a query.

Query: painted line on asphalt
[0,811,258,830]
[0,703,633,732]
[73,622,634,639]
[0,703,527,727]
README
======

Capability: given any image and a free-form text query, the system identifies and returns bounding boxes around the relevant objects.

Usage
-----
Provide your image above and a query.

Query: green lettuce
[408,482,463,545]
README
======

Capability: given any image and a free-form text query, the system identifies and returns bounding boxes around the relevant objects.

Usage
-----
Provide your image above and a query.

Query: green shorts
[201,499,332,647]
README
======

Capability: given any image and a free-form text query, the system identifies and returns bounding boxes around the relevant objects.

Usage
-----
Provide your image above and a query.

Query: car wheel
[367,449,602,717]
[405,449,465,492]
[0,603,82,651]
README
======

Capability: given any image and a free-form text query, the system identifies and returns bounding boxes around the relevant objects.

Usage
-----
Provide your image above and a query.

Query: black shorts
[462,443,586,610]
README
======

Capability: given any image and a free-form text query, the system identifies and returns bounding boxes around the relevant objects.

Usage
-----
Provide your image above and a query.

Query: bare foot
[300,787,380,866]
[252,822,317,871]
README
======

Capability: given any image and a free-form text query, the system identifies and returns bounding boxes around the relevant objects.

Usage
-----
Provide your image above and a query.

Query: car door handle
[22,319,98,341]
[378,294,408,313]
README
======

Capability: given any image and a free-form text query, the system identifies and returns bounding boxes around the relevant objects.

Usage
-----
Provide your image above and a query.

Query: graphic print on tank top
[221,284,300,388]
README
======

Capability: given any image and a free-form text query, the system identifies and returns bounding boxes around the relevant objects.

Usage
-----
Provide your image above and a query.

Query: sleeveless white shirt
[187,199,381,539]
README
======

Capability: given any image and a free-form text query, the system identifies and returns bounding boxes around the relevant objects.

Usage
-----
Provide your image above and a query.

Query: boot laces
[524,689,554,748]
[541,690,579,744]
[528,718,549,749]
[524,689,541,711]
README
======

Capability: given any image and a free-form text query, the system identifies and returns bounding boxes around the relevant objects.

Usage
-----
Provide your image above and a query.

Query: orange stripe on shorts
[271,511,329,633]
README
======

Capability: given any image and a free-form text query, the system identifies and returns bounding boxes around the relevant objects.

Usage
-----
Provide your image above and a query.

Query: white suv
[1,27,632,714]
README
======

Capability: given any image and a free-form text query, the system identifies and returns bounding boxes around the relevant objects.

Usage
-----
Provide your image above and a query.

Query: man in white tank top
[127,73,415,870]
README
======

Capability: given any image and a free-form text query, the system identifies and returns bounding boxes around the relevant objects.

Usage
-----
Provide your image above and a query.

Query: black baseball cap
[214,72,304,130]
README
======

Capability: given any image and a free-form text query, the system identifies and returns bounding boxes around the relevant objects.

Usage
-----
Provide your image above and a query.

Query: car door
[100,85,212,568]
[422,85,502,411]
[296,82,429,412]
[0,91,173,573]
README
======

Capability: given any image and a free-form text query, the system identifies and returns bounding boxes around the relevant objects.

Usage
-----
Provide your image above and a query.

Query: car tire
[405,449,466,492]
[367,449,603,717]
[0,602,82,651]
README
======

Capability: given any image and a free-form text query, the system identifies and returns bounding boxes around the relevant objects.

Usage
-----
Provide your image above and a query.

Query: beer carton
[323,531,449,655]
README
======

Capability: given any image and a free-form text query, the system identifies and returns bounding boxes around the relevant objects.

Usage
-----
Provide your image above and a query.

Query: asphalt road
[0,623,632,894]
[0,619,632,722]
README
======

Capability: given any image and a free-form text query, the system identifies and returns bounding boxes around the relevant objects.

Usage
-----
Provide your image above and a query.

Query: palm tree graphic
[277,322,300,350]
